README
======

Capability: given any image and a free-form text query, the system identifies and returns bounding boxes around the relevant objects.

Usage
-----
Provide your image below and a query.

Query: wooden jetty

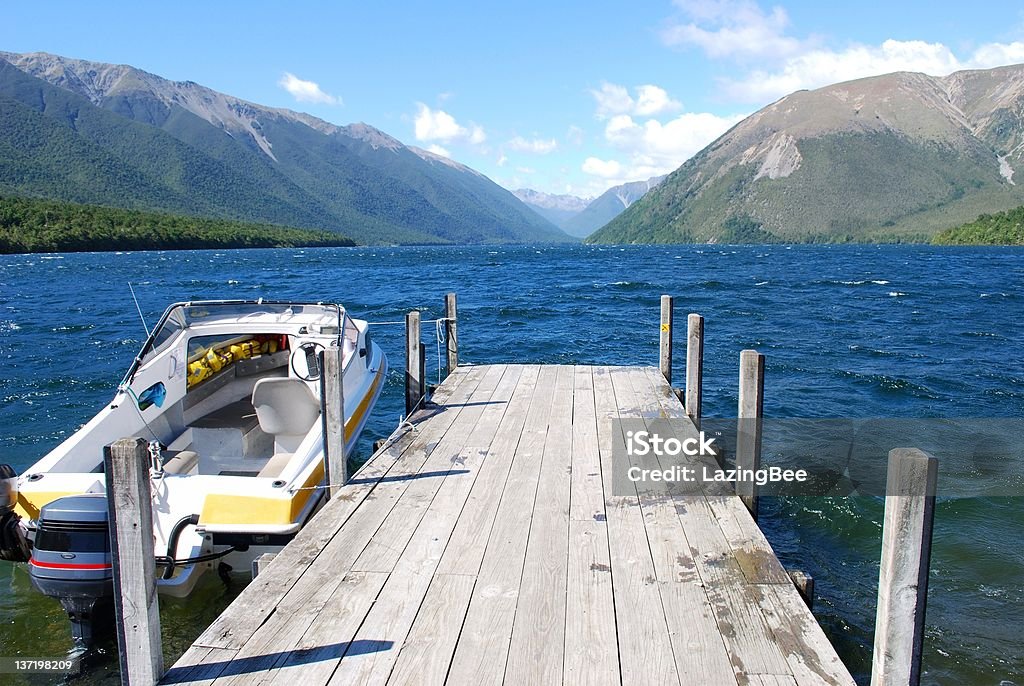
[161,362,856,686]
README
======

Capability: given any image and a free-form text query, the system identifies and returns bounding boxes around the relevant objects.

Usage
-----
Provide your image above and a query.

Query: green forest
[0,196,356,254]
[932,205,1024,245]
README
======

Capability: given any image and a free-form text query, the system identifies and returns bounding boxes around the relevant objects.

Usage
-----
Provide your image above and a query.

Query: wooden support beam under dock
[162,364,855,686]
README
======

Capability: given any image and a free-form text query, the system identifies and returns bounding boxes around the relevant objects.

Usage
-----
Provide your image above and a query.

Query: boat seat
[162,450,199,475]
[252,378,321,457]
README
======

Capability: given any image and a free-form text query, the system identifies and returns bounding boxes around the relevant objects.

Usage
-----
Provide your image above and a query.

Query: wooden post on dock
[659,295,674,384]
[445,292,458,375]
[871,448,938,686]
[406,310,422,416]
[736,349,765,520]
[788,569,815,609]
[252,553,276,579]
[320,347,347,498]
[104,437,163,685]
[685,313,704,427]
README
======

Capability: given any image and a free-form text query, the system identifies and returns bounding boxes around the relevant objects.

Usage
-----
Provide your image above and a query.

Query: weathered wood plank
[161,647,237,686]
[569,365,606,522]
[385,574,476,686]
[564,518,619,686]
[262,571,390,686]
[434,365,535,576]
[596,366,680,686]
[504,365,574,686]
[445,365,558,685]
[752,583,856,686]
[351,365,511,572]
[620,368,740,685]
[327,368,517,685]
[190,365,487,651]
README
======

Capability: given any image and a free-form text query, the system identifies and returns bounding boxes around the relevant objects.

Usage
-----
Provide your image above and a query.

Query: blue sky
[3,1,1024,197]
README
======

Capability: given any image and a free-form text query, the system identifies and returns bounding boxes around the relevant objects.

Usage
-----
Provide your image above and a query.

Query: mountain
[588,65,1024,244]
[0,51,569,245]
[512,189,591,232]
[564,175,665,238]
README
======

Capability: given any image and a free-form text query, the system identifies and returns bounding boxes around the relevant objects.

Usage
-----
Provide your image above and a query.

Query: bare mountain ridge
[0,51,566,244]
[590,64,1024,243]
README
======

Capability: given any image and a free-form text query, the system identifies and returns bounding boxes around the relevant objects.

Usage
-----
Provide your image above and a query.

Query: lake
[1,244,1021,684]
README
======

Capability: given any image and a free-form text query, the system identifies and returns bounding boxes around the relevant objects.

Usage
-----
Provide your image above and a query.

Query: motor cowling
[0,464,30,562]
[28,494,114,647]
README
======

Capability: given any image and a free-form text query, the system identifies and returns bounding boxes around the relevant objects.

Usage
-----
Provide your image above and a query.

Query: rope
[365,317,453,326]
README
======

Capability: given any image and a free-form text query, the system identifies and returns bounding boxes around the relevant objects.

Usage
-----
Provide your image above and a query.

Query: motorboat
[0,300,387,645]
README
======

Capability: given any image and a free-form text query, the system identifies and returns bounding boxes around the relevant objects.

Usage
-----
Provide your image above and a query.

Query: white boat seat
[162,450,199,475]
[252,378,321,457]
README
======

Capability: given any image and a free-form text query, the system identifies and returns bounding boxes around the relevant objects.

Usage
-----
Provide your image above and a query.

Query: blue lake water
[0,244,1022,684]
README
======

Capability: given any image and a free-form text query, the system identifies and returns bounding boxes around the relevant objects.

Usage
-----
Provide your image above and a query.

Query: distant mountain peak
[0,50,569,245]
[512,189,592,212]
[588,63,1024,244]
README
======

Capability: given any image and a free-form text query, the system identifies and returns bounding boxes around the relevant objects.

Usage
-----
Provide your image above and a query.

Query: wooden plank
[191,365,487,650]
[621,368,738,685]
[746,676,799,686]
[594,366,680,686]
[504,365,574,686]
[706,495,792,585]
[385,574,476,686]
[327,368,518,685]
[262,571,390,686]
[569,366,606,523]
[351,365,511,572]
[752,583,856,686]
[564,518,619,686]
[445,365,558,685]
[161,647,237,686]
[435,365,536,575]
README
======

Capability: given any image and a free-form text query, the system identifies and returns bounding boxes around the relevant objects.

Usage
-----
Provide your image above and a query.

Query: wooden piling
[871,448,938,686]
[406,310,422,415]
[659,295,674,384]
[104,437,163,685]
[685,313,704,428]
[736,349,765,520]
[320,346,347,498]
[445,292,458,374]
[787,569,815,609]
[251,553,277,580]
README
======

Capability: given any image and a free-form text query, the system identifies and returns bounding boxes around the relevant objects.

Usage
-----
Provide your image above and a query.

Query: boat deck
[162,364,855,686]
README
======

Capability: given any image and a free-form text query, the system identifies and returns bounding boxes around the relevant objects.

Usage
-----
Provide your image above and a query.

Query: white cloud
[662,0,804,59]
[515,166,537,174]
[278,72,340,105]
[566,125,585,146]
[497,153,508,167]
[413,103,487,145]
[426,144,451,158]
[723,39,1024,103]
[591,82,682,118]
[582,157,622,178]
[581,109,744,192]
[507,136,558,154]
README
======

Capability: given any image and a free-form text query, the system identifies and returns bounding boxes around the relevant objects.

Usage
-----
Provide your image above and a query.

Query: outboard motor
[28,494,114,647]
[0,464,30,562]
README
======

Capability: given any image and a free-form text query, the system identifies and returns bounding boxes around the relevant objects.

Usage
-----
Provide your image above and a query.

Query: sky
[3,1,1024,198]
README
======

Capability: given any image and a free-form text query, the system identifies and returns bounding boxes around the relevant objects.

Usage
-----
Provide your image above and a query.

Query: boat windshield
[135,301,342,370]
